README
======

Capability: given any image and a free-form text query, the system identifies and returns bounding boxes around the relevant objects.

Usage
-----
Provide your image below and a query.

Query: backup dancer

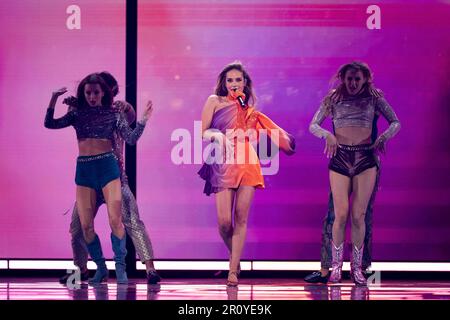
[58,72,161,285]
[308,62,400,285]
[45,73,152,284]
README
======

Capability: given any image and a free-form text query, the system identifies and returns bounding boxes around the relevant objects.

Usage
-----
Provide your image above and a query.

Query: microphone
[233,88,246,108]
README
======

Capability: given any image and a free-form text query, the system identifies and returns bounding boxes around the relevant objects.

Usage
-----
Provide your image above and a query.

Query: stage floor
[1,278,449,300]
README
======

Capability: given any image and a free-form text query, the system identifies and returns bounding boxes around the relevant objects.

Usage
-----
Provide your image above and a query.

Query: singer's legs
[216,189,236,254]
[229,186,254,274]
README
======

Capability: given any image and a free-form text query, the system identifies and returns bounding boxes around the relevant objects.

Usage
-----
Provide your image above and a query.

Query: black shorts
[328,144,378,178]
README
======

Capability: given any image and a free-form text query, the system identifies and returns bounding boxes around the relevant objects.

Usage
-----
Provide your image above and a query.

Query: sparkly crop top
[44,106,145,145]
[309,94,401,141]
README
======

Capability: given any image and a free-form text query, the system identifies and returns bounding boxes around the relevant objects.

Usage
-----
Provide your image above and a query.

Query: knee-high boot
[351,243,367,286]
[329,241,344,283]
[86,234,109,284]
[111,233,128,284]
[350,244,367,286]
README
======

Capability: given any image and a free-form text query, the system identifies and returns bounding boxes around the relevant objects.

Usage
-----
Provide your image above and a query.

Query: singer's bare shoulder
[205,95,232,113]
[207,94,220,101]
[201,95,221,127]
[207,94,226,106]
[207,95,230,104]
[203,95,219,111]
[201,95,218,117]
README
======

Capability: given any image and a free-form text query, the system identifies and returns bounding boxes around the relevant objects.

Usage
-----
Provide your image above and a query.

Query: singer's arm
[256,112,295,155]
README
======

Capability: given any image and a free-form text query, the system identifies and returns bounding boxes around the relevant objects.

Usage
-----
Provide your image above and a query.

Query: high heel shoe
[215,262,241,277]
[237,263,241,276]
[227,271,239,287]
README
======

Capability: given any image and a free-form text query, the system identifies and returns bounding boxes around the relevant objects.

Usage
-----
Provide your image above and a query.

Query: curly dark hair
[76,73,113,108]
[99,71,119,97]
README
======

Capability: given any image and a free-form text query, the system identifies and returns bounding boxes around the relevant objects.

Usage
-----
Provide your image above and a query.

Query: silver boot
[329,242,344,283]
[350,244,367,286]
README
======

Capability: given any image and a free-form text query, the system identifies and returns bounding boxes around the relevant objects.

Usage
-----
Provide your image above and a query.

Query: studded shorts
[328,144,378,178]
[75,152,120,191]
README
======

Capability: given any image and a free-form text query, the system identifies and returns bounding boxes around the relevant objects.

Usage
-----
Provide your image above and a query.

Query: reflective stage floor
[1,278,449,300]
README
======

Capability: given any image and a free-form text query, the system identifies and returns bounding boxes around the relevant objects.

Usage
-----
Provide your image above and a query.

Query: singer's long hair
[215,61,256,106]
[76,73,113,108]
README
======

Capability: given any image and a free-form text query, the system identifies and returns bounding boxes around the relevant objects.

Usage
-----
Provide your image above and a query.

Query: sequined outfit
[45,104,154,264]
[198,100,295,195]
[75,152,120,191]
[44,106,145,144]
[309,94,401,142]
[328,143,378,178]
[45,105,145,189]
[309,92,400,270]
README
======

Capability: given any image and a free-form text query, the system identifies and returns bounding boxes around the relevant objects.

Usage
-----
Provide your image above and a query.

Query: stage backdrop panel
[0,0,126,258]
[136,0,450,260]
[1,1,449,262]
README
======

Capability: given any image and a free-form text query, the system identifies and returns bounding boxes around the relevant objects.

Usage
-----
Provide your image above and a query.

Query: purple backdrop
[136,0,450,261]
[0,0,126,258]
[0,1,449,262]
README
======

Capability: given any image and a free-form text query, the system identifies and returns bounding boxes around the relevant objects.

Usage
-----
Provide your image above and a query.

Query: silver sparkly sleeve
[116,112,146,145]
[309,102,332,139]
[376,97,401,141]
[111,131,126,179]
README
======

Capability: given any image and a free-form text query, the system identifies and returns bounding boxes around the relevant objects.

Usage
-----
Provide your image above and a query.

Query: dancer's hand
[329,89,342,103]
[324,133,338,158]
[113,100,132,113]
[141,100,154,123]
[48,87,68,109]
[62,95,78,109]
[52,87,67,98]
[373,135,386,155]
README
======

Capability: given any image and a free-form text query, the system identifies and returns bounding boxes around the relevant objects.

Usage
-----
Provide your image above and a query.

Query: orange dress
[198,99,295,195]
